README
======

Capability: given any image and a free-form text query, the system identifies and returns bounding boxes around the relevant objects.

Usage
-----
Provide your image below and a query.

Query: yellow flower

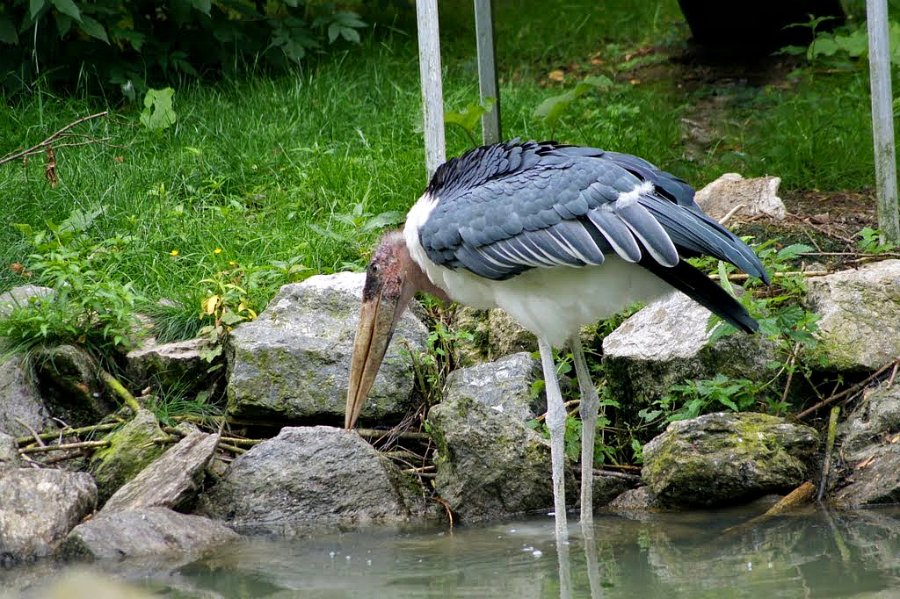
[170,249,179,257]
[214,248,222,255]
[228,260,238,267]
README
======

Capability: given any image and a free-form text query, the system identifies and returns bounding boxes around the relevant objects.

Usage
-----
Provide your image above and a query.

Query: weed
[857,227,897,254]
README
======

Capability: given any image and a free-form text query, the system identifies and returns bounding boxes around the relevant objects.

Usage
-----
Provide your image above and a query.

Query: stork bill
[345,140,769,538]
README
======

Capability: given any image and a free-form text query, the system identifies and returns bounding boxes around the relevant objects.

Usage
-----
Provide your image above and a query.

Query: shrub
[0,1,367,97]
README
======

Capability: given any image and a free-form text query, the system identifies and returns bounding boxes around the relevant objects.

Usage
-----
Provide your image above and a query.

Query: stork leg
[537,337,569,541]
[569,335,599,526]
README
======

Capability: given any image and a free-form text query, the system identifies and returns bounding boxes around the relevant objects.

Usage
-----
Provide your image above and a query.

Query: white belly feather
[404,193,674,347]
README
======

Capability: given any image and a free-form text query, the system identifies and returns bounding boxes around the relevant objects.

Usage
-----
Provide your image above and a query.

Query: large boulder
[602,292,776,412]
[64,507,238,560]
[126,337,213,399]
[443,352,543,421]
[89,409,168,503]
[642,412,818,507]
[102,430,218,513]
[0,355,50,437]
[831,381,900,507]
[0,468,97,560]
[226,273,428,425]
[31,345,113,427]
[0,432,20,469]
[198,426,434,533]
[804,260,900,371]
[0,284,53,317]
[427,355,573,521]
[694,173,786,221]
[451,307,536,365]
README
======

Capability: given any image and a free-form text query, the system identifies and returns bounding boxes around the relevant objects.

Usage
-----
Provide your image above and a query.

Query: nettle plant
[0,207,140,358]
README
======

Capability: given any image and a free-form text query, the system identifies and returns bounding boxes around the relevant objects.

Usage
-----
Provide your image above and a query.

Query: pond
[4,505,898,598]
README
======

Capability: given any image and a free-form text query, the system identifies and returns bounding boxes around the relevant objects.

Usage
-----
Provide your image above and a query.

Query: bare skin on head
[345,231,448,429]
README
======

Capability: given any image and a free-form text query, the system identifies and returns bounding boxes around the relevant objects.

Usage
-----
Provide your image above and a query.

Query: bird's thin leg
[538,337,569,541]
[569,335,599,526]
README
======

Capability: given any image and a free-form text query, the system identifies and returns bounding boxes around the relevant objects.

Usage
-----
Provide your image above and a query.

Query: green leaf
[78,16,108,43]
[191,0,211,15]
[30,0,47,19]
[0,17,18,44]
[53,12,72,37]
[140,87,177,131]
[50,0,81,21]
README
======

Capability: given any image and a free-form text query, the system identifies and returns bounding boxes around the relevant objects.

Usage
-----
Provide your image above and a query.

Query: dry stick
[709,270,830,282]
[0,111,109,166]
[15,422,120,447]
[15,418,46,448]
[817,406,841,502]
[887,361,899,389]
[19,439,110,454]
[721,481,817,535]
[220,436,262,447]
[798,358,899,419]
[99,370,141,413]
[718,204,745,226]
[355,428,431,441]
[218,442,246,455]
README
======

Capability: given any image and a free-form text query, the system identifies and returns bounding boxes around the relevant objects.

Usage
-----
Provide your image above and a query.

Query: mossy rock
[89,409,168,503]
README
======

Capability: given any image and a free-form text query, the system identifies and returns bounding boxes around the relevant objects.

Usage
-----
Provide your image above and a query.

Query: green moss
[89,409,167,502]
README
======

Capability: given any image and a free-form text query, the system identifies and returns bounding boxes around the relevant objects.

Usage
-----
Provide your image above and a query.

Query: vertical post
[867,0,900,243]
[416,0,446,180]
[474,0,501,145]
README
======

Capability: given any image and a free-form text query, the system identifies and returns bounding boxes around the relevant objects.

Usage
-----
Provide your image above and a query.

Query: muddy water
[5,506,899,598]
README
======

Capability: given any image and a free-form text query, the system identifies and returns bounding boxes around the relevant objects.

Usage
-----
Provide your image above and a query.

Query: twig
[19,439,110,454]
[15,419,46,447]
[709,270,830,282]
[99,370,142,413]
[534,399,580,423]
[220,436,263,447]
[0,111,109,165]
[798,359,899,418]
[218,442,246,455]
[355,428,431,441]
[817,406,841,502]
[780,343,801,406]
[718,204,745,226]
[888,361,898,389]
[15,422,120,447]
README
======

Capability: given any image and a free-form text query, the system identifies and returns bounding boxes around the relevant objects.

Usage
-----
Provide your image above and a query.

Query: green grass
[0,0,883,338]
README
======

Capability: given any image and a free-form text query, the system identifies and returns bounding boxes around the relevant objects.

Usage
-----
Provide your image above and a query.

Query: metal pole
[416,0,446,180]
[474,0,501,144]
[867,0,900,243]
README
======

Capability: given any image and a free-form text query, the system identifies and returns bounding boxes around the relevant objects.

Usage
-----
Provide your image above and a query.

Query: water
[4,506,899,598]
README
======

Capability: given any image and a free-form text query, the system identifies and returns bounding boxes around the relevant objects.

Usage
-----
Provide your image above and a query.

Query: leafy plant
[856,227,897,254]
[140,88,177,132]
[445,98,496,144]
[533,75,614,131]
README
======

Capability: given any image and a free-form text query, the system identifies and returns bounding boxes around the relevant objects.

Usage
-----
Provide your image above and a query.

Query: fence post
[416,0,446,180]
[867,0,900,243]
[474,0,501,145]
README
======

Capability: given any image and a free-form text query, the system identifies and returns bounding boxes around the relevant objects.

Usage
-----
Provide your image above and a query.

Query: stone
[63,507,238,560]
[427,393,573,522]
[0,355,49,437]
[452,306,536,365]
[831,382,900,507]
[694,173,786,221]
[126,337,213,399]
[31,344,113,427]
[0,432,20,469]
[444,353,543,421]
[0,284,53,318]
[804,260,900,371]
[20,570,157,599]
[592,470,642,511]
[89,409,168,503]
[226,273,428,424]
[606,486,665,511]
[602,291,776,412]
[0,468,97,560]
[102,430,217,513]
[642,412,819,507]
[198,426,433,533]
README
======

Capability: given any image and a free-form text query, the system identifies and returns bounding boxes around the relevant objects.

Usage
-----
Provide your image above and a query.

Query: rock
[0,468,96,560]
[832,382,900,507]
[804,260,900,371]
[0,355,50,436]
[0,432,20,469]
[694,173,786,221]
[444,353,543,421]
[31,345,113,427]
[428,357,574,522]
[89,409,168,503]
[602,291,776,412]
[126,337,213,399]
[64,507,238,560]
[102,430,217,513]
[452,307,536,365]
[21,570,157,599]
[606,486,665,511]
[0,284,53,318]
[642,412,819,507]
[226,273,428,424]
[592,471,642,511]
[198,426,433,533]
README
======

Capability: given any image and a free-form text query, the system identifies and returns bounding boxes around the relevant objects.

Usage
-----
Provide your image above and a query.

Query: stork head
[345,231,419,429]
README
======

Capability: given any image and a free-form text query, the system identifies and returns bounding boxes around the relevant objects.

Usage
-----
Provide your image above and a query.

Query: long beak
[345,288,400,429]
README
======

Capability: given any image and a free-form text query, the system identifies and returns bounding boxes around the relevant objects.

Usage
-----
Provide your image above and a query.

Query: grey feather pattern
[419,140,768,285]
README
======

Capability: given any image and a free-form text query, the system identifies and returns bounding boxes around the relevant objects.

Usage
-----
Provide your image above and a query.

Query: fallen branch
[798,358,899,419]
[218,442,247,455]
[0,111,109,166]
[708,270,830,282]
[722,481,816,535]
[817,406,841,501]
[19,439,110,454]
[355,428,431,441]
[100,370,142,413]
[15,422,120,447]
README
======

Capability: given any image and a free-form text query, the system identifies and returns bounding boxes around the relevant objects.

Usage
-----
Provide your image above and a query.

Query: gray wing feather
[614,200,680,267]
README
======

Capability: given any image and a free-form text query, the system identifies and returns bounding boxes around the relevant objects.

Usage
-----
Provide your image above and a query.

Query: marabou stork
[345,140,768,539]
